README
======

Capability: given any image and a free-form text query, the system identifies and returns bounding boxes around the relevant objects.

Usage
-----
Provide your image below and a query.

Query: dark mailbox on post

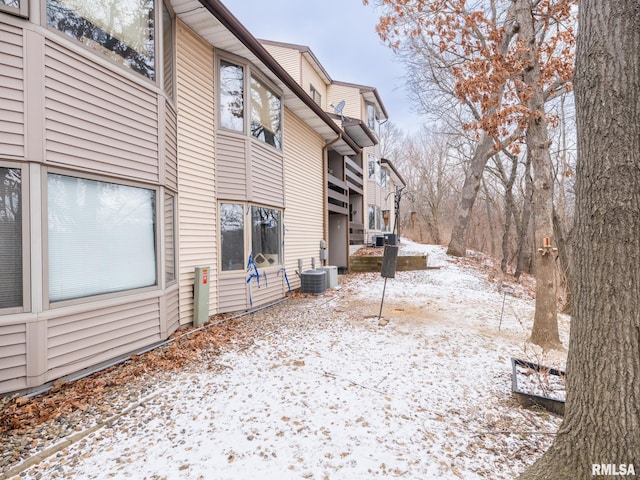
[381,245,399,279]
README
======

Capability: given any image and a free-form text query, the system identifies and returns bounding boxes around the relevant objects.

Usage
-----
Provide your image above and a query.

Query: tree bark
[515,0,561,349]
[519,0,640,478]
[515,153,533,279]
[446,133,496,257]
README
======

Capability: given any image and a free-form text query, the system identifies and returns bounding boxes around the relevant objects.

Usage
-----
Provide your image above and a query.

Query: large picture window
[48,174,157,302]
[251,206,281,267]
[46,0,155,79]
[250,75,282,150]
[220,60,244,132]
[220,203,244,271]
[0,167,22,310]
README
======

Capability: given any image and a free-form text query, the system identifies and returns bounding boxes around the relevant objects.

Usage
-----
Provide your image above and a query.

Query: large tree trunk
[519,0,640,478]
[446,133,496,257]
[515,0,560,349]
[515,153,533,279]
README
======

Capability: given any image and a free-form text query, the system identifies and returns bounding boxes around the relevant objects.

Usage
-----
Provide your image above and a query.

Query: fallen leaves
[0,315,247,436]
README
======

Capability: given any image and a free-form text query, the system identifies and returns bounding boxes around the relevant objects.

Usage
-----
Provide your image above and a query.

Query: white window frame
[161,0,176,102]
[217,53,283,151]
[219,58,245,134]
[45,171,159,307]
[164,192,177,285]
[0,162,28,315]
[0,0,28,18]
[45,0,158,81]
[310,85,321,106]
[219,202,245,272]
[218,201,284,273]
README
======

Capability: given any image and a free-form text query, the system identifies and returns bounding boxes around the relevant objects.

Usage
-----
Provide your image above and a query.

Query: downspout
[322,132,344,266]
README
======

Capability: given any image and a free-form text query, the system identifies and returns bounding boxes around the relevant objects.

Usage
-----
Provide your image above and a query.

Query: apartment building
[0,0,366,394]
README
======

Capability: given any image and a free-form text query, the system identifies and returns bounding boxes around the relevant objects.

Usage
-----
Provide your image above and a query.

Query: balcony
[345,157,363,194]
[328,173,348,215]
[349,222,365,245]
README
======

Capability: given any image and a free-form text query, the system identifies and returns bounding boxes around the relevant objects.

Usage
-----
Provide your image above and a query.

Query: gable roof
[258,39,333,85]
[332,80,389,122]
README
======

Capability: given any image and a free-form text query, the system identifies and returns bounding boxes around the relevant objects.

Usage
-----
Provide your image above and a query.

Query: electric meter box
[194,266,210,326]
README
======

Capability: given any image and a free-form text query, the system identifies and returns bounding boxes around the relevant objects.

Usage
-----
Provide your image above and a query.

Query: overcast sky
[221,0,422,135]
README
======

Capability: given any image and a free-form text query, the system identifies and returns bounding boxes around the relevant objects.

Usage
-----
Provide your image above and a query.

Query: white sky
[221,0,423,135]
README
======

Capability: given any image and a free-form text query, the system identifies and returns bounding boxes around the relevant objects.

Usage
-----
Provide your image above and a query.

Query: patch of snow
[21,239,568,479]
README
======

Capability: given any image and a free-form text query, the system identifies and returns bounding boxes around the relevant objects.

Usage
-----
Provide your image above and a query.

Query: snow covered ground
[18,240,569,479]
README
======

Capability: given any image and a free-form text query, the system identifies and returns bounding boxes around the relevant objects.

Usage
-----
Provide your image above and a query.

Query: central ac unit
[317,266,338,289]
[300,270,327,294]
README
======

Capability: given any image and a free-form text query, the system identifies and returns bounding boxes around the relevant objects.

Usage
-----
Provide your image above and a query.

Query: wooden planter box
[511,358,566,416]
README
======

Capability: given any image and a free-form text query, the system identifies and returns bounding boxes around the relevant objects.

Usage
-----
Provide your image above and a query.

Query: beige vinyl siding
[327,84,361,120]
[43,41,159,182]
[218,273,283,314]
[248,274,284,307]
[218,274,247,313]
[216,133,247,200]
[176,21,217,325]
[283,109,324,288]
[165,101,178,191]
[300,59,326,108]
[166,287,180,334]
[0,22,24,158]
[262,44,301,84]
[0,322,27,392]
[46,298,161,378]
[250,141,284,208]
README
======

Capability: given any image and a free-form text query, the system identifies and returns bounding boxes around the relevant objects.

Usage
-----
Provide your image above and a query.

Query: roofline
[381,158,406,187]
[332,80,389,120]
[258,39,333,84]
[197,0,361,154]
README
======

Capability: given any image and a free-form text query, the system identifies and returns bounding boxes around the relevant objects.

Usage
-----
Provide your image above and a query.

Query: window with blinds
[48,174,157,302]
[0,167,22,310]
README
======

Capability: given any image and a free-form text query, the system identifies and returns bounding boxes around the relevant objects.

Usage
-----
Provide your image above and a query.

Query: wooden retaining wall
[349,255,429,273]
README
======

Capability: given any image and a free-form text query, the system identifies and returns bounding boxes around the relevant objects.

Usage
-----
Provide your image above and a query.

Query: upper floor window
[162,1,175,99]
[218,58,283,150]
[46,0,155,79]
[368,154,380,182]
[367,103,379,132]
[220,60,244,132]
[368,154,376,179]
[0,167,23,311]
[310,85,321,106]
[380,168,389,190]
[0,0,27,17]
[250,75,282,150]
